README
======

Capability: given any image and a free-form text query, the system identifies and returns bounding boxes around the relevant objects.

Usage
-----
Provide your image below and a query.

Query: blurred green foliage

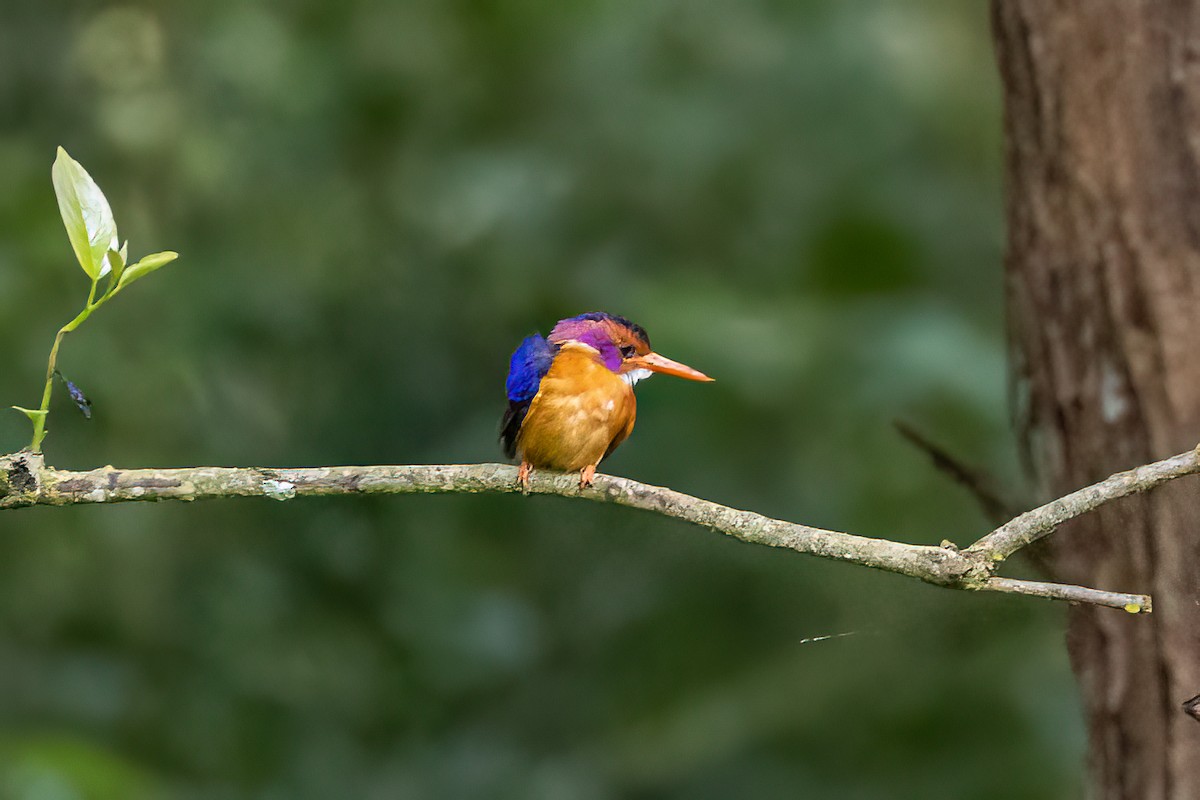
[0,1,1083,798]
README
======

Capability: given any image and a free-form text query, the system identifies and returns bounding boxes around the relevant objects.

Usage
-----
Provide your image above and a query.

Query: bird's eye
[619,345,637,358]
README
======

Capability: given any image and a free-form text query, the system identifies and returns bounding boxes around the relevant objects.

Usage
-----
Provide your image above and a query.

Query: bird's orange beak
[629,352,714,382]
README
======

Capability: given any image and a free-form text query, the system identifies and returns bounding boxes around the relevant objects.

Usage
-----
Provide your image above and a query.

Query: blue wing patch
[506,334,555,401]
[500,334,556,458]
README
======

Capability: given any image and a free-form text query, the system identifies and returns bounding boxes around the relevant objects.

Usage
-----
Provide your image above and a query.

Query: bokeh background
[0,1,1084,798]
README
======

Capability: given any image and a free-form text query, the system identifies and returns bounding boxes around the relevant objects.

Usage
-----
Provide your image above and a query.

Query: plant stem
[29,279,101,452]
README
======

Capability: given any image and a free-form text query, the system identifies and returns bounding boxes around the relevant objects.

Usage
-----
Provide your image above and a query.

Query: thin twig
[983,577,1149,612]
[894,420,1021,524]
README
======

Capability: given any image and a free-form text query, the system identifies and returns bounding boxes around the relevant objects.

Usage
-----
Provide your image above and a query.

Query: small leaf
[52,147,119,280]
[10,406,47,423]
[117,251,178,290]
[103,246,126,296]
[105,246,126,290]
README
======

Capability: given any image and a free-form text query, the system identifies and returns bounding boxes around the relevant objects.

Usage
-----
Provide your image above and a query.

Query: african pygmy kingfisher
[501,312,713,489]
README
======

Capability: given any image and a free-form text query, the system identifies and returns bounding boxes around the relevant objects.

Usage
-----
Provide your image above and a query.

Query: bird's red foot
[579,464,597,488]
[517,461,533,493]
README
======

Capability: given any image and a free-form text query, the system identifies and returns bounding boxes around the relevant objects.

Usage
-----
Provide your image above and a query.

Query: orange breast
[516,343,637,471]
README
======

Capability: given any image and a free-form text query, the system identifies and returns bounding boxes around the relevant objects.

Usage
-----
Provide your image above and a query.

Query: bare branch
[894,420,1022,524]
[982,577,1149,613]
[0,448,1174,613]
[966,446,1200,561]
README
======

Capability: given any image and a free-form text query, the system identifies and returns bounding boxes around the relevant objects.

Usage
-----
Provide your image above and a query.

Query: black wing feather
[500,399,530,459]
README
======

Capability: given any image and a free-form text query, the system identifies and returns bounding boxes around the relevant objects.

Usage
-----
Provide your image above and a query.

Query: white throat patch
[622,368,653,387]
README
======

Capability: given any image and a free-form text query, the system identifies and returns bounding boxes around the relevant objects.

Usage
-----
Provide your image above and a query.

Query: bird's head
[548,311,713,385]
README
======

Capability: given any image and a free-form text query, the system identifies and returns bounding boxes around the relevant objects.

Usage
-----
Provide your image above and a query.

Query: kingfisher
[501,312,713,489]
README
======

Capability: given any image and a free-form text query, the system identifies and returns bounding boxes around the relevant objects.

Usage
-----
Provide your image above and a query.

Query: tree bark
[993,2,1200,797]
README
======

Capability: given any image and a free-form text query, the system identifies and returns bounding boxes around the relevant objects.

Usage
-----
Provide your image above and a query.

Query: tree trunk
[993,2,1200,797]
